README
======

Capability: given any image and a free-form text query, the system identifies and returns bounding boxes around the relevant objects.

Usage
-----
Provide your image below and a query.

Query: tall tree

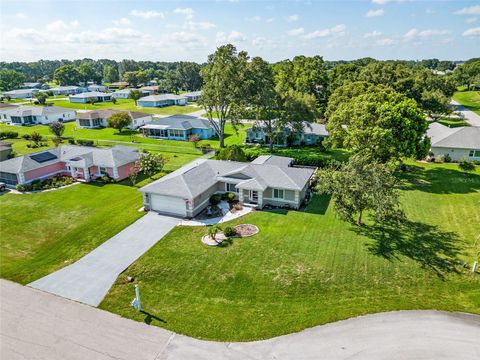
[33,92,48,105]
[107,112,131,133]
[139,152,166,179]
[78,61,100,85]
[199,44,250,148]
[128,89,143,106]
[102,64,119,83]
[176,62,203,90]
[159,70,182,94]
[317,155,403,225]
[420,90,451,121]
[0,69,25,91]
[54,65,81,85]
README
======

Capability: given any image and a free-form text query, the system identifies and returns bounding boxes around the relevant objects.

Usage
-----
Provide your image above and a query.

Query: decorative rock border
[234,224,259,238]
[201,233,228,246]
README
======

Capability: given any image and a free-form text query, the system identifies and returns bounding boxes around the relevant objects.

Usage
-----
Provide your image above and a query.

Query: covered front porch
[141,124,192,140]
[66,158,116,182]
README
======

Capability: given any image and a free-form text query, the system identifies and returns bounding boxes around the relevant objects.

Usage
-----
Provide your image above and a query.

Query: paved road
[450,100,480,127]
[1,280,479,360]
[29,212,179,306]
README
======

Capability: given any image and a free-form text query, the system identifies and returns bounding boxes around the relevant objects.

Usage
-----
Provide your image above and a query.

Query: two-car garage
[149,194,187,217]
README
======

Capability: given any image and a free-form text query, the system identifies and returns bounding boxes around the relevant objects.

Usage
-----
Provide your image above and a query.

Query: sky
[0,0,479,63]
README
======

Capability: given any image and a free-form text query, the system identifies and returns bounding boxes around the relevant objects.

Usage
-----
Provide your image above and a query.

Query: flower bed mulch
[234,224,259,237]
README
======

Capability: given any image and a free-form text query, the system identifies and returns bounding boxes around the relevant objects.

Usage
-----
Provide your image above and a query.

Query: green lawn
[198,122,250,148]
[0,183,144,285]
[100,162,480,341]
[436,118,470,128]
[452,91,480,115]
[45,98,201,115]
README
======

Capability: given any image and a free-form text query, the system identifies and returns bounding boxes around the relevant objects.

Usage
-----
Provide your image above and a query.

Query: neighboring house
[21,82,42,89]
[0,106,76,125]
[49,86,85,95]
[77,109,153,130]
[0,145,140,186]
[108,82,129,89]
[140,155,315,217]
[112,88,134,99]
[246,121,329,147]
[87,84,107,92]
[137,94,188,107]
[183,90,202,102]
[426,122,480,161]
[69,92,112,103]
[0,142,13,161]
[139,86,160,95]
[140,115,215,140]
[2,89,39,99]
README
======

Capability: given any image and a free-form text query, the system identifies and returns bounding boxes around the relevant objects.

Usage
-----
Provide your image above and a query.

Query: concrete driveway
[1,280,479,360]
[29,212,179,306]
[450,100,480,127]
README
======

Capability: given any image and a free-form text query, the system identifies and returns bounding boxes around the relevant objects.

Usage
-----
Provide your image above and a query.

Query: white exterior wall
[130,115,153,130]
[35,110,76,124]
[431,146,480,161]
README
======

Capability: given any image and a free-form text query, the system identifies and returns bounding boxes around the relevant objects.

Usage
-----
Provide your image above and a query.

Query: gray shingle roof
[250,120,329,136]
[427,123,480,149]
[141,115,212,130]
[139,94,187,102]
[140,156,315,198]
[69,92,111,98]
[183,90,202,97]
[251,155,294,167]
[0,105,75,117]
[77,109,150,120]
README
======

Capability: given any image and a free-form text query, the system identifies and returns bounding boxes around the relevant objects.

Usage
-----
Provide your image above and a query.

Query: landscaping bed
[234,224,259,237]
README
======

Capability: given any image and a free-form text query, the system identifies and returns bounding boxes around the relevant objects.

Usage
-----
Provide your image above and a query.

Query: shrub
[458,160,475,173]
[77,139,95,146]
[223,192,236,202]
[443,153,452,163]
[208,225,222,240]
[434,154,445,163]
[223,226,237,237]
[209,193,222,205]
[15,184,25,192]
[68,138,76,144]
[22,134,31,140]
[0,131,18,139]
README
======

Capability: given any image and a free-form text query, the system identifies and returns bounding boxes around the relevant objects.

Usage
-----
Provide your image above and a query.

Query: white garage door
[150,195,187,217]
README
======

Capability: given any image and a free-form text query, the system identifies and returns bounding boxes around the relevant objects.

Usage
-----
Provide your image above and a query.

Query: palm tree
[129,90,143,106]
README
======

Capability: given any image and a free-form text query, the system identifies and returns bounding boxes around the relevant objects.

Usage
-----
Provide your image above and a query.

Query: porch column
[83,167,90,182]
[295,191,300,208]
[258,191,263,208]
[112,167,119,179]
[238,189,243,203]
[69,166,75,177]
[18,172,25,185]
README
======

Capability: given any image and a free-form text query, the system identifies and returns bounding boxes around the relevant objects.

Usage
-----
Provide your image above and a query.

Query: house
[140,155,315,217]
[0,145,140,186]
[77,110,153,130]
[108,82,129,89]
[139,86,161,95]
[426,122,480,161]
[21,82,42,89]
[0,142,13,161]
[49,86,85,95]
[137,94,188,107]
[112,88,134,99]
[140,115,215,140]
[87,84,107,92]
[183,90,202,102]
[2,89,39,99]
[0,106,76,125]
[246,121,329,147]
[69,92,112,103]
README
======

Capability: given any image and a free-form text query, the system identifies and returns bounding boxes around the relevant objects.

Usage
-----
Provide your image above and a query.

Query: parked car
[0,182,6,192]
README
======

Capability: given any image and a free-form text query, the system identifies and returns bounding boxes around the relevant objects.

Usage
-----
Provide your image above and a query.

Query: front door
[250,190,258,204]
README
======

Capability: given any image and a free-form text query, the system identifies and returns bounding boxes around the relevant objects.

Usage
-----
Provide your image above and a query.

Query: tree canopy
[107,112,132,133]
[0,69,25,91]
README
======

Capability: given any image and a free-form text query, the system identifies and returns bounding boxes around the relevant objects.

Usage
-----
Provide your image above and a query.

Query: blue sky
[0,0,479,62]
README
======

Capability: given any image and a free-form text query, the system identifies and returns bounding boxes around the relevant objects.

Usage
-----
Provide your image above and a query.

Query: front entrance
[250,190,258,204]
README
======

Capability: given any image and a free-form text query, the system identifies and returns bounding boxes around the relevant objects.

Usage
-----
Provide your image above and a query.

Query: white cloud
[252,37,277,49]
[366,9,384,17]
[15,12,27,19]
[130,10,164,19]
[303,24,346,39]
[376,38,395,46]
[185,21,216,30]
[372,0,408,4]
[364,30,382,38]
[425,8,435,15]
[266,18,274,23]
[455,5,480,16]
[216,30,246,43]
[463,27,480,37]
[46,20,80,31]
[174,8,195,20]
[287,14,299,22]
[112,18,131,26]
[403,28,450,41]
[287,27,305,36]
[245,15,261,22]
[466,17,478,24]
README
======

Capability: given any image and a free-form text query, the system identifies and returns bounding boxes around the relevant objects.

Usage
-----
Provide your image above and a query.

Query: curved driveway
[1,280,479,360]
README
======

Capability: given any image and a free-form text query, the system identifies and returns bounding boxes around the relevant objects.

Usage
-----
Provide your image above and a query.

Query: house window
[11,116,21,123]
[99,167,107,175]
[79,119,90,127]
[92,118,103,127]
[273,188,284,199]
[473,150,480,157]
[225,183,237,192]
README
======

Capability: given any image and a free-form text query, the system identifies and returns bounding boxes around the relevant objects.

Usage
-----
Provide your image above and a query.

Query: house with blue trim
[69,91,112,103]
[137,94,188,107]
[140,115,215,141]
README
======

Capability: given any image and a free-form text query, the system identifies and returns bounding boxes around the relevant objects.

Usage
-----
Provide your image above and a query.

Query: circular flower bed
[234,224,259,237]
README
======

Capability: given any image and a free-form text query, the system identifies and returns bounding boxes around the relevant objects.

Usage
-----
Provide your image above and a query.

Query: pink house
[0,145,141,186]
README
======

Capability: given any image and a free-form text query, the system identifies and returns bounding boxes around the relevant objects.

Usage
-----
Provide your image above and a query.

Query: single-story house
[183,90,202,102]
[137,94,187,107]
[0,142,13,161]
[140,155,315,217]
[140,115,215,140]
[2,88,39,99]
[246,121,329,147]
[21,82,42,89]
[112,88,134,99]
[77,109,153,130]
[108,82,129,89]
[139,86,160,95]
[49,86,85,95]
[0,145,140,186]
[69,91,112,103]
[426,122,480,161]
[0,105,76,125]
[87,84,107,92]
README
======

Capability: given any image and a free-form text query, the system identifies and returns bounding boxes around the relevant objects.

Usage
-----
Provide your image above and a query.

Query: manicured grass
[100,162,480,341]
[0,183,144,285]
[45,98,201,115]
[453,91,480,115]
[198,122,251,148]
[436,118,470,128]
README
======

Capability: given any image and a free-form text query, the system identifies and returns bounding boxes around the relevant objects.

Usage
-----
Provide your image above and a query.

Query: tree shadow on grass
[354,219,464,279]
[304,194,331,215]
[140,310,167,325]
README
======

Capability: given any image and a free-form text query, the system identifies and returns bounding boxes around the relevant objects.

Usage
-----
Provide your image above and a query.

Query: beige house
[140,155,315,218]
